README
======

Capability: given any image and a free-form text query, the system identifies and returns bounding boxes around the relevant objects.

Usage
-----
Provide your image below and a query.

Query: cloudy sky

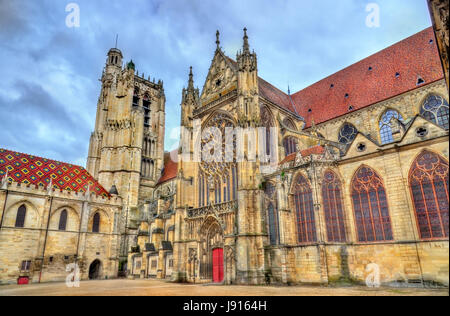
[0,0,432,166]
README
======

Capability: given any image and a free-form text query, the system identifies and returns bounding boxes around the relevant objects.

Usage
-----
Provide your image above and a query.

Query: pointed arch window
[379,110,404,144]
[293,174,317,243]
[93,213,100,233]
[15,205,26,228]
[265,182,280,245]
[351,166,393,242]
[282,118,297,134]
[133,88,140,107]
[338,123,358,144]
[322,170,347,242]
[59,209,68,231]
[420,95,449,130]
[283,136,298,156]
[199,173,205,207]
[409,151,449,239]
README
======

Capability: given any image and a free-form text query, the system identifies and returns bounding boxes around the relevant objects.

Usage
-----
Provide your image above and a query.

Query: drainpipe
[39,193,54,283]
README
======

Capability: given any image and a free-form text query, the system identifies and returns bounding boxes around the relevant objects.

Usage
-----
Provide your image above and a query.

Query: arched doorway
[89,260,102,280]
[199,217,224,283]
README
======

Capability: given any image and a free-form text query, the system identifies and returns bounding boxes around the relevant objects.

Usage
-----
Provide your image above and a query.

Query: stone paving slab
[0,279,448,296]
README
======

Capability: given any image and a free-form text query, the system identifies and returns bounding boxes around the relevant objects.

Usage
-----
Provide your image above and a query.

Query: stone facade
[171,29,449,287]
[1,6,448,289]
[127,154,176,280]
[86,48,166,263]
[0,177,123,285]
[428,0,450,88]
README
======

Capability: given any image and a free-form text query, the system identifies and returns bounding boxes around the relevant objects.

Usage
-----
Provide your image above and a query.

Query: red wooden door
[18,277,29,285]
[212,248,224,283]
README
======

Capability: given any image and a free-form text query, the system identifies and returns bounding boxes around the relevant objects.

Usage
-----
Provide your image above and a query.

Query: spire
[216,30,220,50]
[237,27,257,72]
[243,27,250,54]
[188,66,194,91]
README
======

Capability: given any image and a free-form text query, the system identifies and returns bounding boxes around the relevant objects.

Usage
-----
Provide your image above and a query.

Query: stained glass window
[200,112,237,205]
[283,137,298,156]
[15,205,26,228]
[379,110,404,144]
[420,95,449,130]
[409,151,449,239]
[293,174,317,243]
[59,210,68,231]
[338,123,358,144]
[93,213,100,233]
[351,166,393,242]
[322,170,347,242]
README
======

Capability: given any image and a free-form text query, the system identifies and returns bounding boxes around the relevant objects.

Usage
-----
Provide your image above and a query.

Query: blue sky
[0,0,432,166]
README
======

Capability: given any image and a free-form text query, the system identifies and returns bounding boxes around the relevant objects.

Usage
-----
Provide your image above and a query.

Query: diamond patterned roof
[0,148,110,197]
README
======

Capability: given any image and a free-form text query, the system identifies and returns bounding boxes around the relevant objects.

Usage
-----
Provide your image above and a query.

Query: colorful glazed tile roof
[157,151,178,185]
[0,148,110,197]
[291,27,444,128]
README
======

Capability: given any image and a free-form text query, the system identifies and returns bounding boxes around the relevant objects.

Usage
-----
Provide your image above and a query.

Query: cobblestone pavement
[0,279,448,296]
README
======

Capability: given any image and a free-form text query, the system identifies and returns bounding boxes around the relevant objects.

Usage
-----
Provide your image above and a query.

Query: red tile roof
[279,152,296,165]
[157,151,178,185]
[258,78,297,113]
[300,145,325,157]
[279,145,326,165]
[291,27,444,128]
[0,148,110,197]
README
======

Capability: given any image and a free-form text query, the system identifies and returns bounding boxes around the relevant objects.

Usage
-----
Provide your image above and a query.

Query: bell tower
[87,47,166,255]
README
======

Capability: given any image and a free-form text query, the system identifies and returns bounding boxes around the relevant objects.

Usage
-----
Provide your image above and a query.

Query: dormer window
[395,72,400,78]
[416,76,425,85]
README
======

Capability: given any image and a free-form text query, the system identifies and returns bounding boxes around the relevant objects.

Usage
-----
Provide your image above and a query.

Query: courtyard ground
[0,279,447,296]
